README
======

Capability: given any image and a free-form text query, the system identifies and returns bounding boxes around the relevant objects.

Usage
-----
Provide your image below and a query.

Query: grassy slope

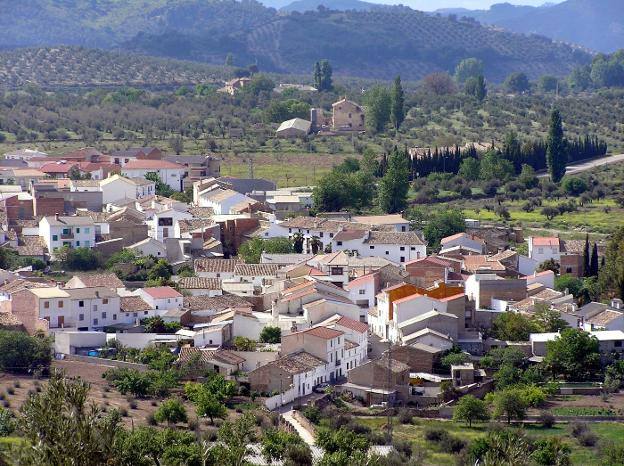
[359,417,624,466]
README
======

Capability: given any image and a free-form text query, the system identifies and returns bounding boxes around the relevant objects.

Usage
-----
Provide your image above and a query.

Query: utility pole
[248,157,254,179]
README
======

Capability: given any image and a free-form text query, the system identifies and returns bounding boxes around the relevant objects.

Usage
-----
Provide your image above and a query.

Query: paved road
[538,153,624,178]
[282,409,316,445]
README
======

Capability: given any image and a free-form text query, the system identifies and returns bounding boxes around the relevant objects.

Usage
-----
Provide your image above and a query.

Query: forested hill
[0,0,591,82]
[436,0,624,53]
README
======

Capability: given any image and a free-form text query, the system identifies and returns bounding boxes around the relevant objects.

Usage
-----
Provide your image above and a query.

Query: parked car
[313,383,330,393]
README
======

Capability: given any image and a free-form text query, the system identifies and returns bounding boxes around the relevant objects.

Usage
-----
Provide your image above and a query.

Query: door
[58,316,64,328]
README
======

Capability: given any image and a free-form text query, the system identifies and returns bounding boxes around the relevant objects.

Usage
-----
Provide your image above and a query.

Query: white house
[121,160,186,192]
[440,232,485,253]
[527,236,561,264]
[351,214,410,232]
[196,186,258,215]
[127,238,168,258]
[138,287,183,311]
[332,230,426,264]
[39,215,96,256]
[148,208,192,241]
[99,174,155,204]
[4,148,48,161]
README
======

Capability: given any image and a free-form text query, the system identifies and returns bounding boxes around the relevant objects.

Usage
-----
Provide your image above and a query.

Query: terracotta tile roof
[123,160,184,170]
[234,263,279,277]
[280,216,370,232]
[301,326,344,340]
[76,210,111,222]
[273,351,327,374]
[365,231,425,246]
[0,312,23,328]
[120,296,153,312]
[560,239,585,254]
[40,161,78,173]
[587,309,623,326]
[489,249,517,261]
[336,315,369,333]
[183,293,252,312]
[178,218,215,234]
[532,237,560,247]
[441,232,485,244]
[188,207,214,218]
[345,271,377,288]
[16,236,46,256]
[194,258,241,274]
[143,286,182,299]
[333,229,367,242]
[462,255,506,272]
[177,347,245,366]
[405,256,452,267]
[73,273,124,289]
[178,277,221,290]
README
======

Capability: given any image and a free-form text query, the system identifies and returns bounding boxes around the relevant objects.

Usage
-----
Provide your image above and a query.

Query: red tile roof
[123,160,184,170]
[40,162,78,173]
[303,326,344,339]
[143,286,183,299]
[405,256,452,267]
[336,316,368,334]
[532,237,560,247]
[333,229,367,242]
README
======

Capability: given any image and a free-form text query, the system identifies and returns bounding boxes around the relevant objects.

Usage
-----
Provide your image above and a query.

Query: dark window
[400,246,405,251]
[615,340,622,348]
[320,232,324,238]
[329,233,334,238]
[79,301,84,308]
[158,217,173,226]
[370,246,374,250]
[337,241,342,246]
[400,257,405,263]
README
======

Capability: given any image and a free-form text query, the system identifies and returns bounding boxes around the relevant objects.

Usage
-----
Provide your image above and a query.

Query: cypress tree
[546,109,567,183]
[590,242,599,277]
[391,75,405,130]
[378,147,410,214]
[313,61,322,90]
[583,234,590,277]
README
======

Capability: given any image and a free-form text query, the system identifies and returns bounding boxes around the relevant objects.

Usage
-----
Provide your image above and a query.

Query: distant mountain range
[435,0,624,53]
[0,0,593,82]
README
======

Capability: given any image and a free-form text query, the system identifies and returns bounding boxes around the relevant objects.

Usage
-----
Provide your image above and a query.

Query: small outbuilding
[276,118,311,138]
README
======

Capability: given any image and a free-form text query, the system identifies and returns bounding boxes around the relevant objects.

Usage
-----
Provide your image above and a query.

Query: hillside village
[0,136,623,464]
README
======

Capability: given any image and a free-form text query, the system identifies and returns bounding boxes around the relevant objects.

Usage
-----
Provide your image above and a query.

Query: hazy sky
[375,1,564,10]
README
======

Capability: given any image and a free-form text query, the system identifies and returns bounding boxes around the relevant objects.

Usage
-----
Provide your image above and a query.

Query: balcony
[60,232,74,239]
[335,360,341,367]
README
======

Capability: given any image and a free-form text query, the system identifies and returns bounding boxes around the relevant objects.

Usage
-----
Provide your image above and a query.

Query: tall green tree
[364,85,391,133]
[599,227,624,300]
[590,242,599,277]
[544,328,601,381]
[504,72,530,93]
[453,395,490,427]
[583,234,591,277]
[465,75,487,101]
[390,75,405,130]
[377,147,409,214]
[314,60,333,91]
[546,109,567,183]
[455,57,484,83]
[313,61,322,90]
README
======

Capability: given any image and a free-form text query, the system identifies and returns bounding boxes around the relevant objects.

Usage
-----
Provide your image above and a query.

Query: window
[93,305,98,312]
[359,289,366,295]
[538,247,544,254]
[84,228,90,234]
[329,233,334,238]
[158,217,173,226]
[44,301,49,309]
[615,340,622,348]
[133,313,137,317]
[331,267,343,275]
[52,235,58,241]
[410,247,415,251]
[102,312,106,318]
[79,314,84,321]
[113,314,117,321]
[337,241,342,246]
[320,232,324,238]
[79,301,84,308]
[103,298,108,304]
[58,301,64,308]
[84,241,90,247]
[369,245,374,250]
[144,311,149,315]
[288,228,292,233]
[76,241,80,246]
[93,318,98,326]
[385,251,389,255]
[400,257,405,263]
[566,267,572,273]
[400,246,405,251]
[76,228,80,233]
[401,226,406,232]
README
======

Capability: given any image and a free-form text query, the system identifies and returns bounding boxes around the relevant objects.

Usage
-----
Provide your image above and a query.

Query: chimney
[271,299,279,320]
[611,298,623,310]
[55,213,59,221]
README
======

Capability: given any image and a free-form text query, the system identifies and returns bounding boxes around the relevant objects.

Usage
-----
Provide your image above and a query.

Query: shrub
[6,388,14,395]
[570,422,589,438]
[188,417,199,431]
[302,405,321,424]
[424,427,446,442]
[119,408,128,417]
[397,408,413,425]
[392,439,412,458]
[146,413,157,426]
[284,443,313,466]
[538,411,555,428]
[13,381,20,388]
[577,431,598,447]
[154,398,187,426]
[128,400,138,410]
[0,407,15,436]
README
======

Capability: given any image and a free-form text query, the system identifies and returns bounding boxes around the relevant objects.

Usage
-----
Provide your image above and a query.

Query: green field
[358,417,624,465]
